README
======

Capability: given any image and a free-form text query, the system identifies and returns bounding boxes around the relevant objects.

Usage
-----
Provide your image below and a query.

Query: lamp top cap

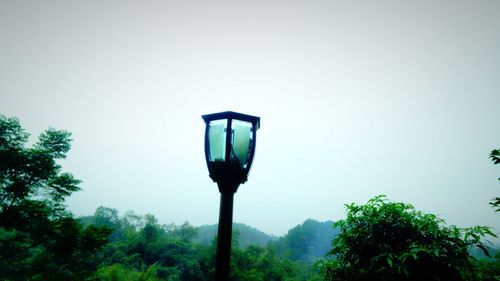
[202,111,260,129]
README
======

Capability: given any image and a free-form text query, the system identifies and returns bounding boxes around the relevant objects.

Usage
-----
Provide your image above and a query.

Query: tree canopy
[85,207,323,281]
[321,195,496,281]
[0,115,110,280]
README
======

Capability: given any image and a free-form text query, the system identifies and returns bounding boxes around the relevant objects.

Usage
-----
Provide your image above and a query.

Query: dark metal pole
[215,190,234,281]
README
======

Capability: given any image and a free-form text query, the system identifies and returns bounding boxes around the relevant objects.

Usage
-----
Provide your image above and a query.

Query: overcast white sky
[1,0,499,236]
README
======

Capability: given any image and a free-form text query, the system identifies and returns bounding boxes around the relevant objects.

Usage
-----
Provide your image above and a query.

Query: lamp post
[202,111,260,281]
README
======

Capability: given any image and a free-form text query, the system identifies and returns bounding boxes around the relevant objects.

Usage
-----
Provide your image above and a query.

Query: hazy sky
[1,0,499,236]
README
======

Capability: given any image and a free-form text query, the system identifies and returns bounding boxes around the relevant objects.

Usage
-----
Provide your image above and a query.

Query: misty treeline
[77,207,327,281]
[1,114,500,281]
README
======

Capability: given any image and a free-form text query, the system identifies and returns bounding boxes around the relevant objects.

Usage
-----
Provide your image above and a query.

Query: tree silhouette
[0,115,110,280]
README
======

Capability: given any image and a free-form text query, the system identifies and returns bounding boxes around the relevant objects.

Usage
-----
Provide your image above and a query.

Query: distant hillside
[81,208,340,264]
[270,219,339,263]
[195,219,339,264]
[195,222,278,248]
[470,244,500,260]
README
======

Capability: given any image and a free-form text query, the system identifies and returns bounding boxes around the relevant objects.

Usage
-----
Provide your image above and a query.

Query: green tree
[476,251,500,281]
[0,115,110,280]
[489,148,500,211]
[97,263,161,281]
[321,195,495,281]
[275,219,337,263]
[230,244,320,281]
[94,210,207,281]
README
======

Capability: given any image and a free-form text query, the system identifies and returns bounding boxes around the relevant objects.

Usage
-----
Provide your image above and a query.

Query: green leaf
[387,256,393,268]
[483,227,497,238]
[490,149,500,164]
[477,244,491,258]
[402,267,409,277]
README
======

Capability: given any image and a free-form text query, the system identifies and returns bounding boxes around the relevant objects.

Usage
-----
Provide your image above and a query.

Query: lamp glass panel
[208,120,227,162]
[231,120,253,168]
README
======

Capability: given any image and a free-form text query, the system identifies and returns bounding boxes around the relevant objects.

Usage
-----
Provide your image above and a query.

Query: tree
[321,195,496,281]
[0,115,110,280]
[97,263,162,281]
[278,219,338,263]
[476,252,500,281]
[230,244,321,281]
[489,148,500,211]
[89,206,322,281]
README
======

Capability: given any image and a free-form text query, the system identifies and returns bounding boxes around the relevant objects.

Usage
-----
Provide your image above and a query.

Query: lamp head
[202,111,260,192]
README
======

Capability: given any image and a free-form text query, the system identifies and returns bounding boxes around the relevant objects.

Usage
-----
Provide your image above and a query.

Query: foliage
[489,149,500,211]
[321,195,496,281]
[0,115,111,280]
[97,263,162,281]
[230,245,322,281]
[85,207,322,281]
[195,222,277,248]
[270,219,338,263]
[476,252,500,281]
[491,149,500,165]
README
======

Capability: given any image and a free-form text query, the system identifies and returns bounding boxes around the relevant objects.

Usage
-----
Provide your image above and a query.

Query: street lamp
[202,111,260,281]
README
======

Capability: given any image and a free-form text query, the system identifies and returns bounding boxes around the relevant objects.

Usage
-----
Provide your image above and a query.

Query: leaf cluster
[322,195,496,281]
[489,149,500,211]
